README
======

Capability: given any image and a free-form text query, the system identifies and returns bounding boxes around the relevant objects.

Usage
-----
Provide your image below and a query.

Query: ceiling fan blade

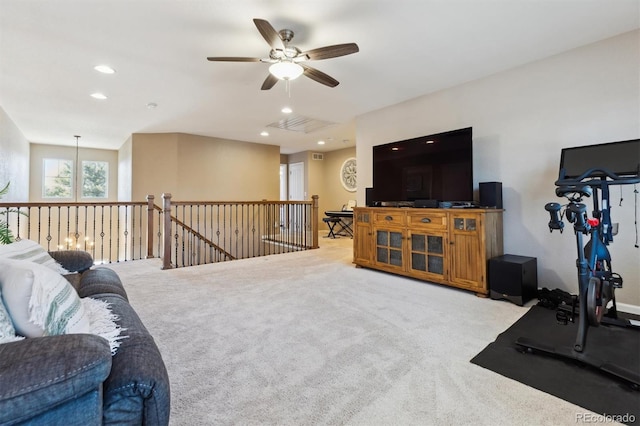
[261,73,279,90]
[300,43,359,61]
[301,65,339,88]
[253,18,285,50]
[207,57,261,62]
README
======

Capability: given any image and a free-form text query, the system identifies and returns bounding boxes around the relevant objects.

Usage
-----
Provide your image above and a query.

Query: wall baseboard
[617,302,640,316]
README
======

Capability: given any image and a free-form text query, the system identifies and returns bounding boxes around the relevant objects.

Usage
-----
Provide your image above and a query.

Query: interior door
[288,162,304,201]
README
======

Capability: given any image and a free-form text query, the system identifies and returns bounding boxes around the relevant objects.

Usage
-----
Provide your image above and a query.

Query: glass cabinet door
[375,229,403,267]
[454,217,476,231]
[409,232,445,278]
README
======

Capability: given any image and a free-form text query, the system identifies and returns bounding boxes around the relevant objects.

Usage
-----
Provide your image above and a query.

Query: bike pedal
[611,273,623,288]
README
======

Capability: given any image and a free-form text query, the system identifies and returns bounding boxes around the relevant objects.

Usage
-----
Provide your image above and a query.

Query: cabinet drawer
[406,212,447,230]
[372,211,406,226]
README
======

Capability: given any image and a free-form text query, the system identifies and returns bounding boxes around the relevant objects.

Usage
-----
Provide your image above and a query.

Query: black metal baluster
[37,207,42,246]
[91,205,96,260]
[110,205,115,263]
[46,206,53,251]
[99,206,105,262]
[157,207,162,259]
[123,205,129,262]
[137,204,142,260]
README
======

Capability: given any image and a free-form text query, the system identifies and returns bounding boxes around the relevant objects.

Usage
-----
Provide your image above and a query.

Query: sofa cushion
[48,250,94,273]
[0,239,68,274]
[0,334,111,425]
[78,267,129,301]
[0,259,90,337]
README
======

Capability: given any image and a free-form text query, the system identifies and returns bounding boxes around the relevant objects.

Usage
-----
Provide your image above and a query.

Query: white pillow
[0,239,69,274]
[0,259,90,337]
[0,289,24,344]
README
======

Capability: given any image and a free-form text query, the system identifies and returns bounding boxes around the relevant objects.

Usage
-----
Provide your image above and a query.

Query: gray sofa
[0,251,170,425]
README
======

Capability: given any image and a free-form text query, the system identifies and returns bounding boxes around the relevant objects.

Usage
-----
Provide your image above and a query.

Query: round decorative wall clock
[340,157,357,192]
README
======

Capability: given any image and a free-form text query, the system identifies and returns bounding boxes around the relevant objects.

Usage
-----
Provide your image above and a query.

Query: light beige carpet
[106,236,597,425]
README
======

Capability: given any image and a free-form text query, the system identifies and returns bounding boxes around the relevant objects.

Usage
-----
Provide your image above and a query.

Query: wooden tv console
[353,207,503,296]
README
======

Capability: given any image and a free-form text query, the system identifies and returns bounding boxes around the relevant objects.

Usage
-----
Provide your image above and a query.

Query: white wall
[356,30,640,307]
[118,136,132,202]
[0,107,29,201]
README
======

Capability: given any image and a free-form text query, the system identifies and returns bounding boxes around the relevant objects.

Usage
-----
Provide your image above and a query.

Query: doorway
[287,162,305,231]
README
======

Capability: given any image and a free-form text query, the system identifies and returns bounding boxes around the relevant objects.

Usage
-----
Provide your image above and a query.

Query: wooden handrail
[0,194,319,269]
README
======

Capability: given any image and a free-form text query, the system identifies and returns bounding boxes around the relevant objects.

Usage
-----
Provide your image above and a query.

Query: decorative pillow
[0,258,124,354]
[0,239,69,274]
[0,290,24,344]
[0,259,90,337]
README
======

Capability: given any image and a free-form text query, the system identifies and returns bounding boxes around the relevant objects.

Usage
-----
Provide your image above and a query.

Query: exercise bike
[516,166,640,386]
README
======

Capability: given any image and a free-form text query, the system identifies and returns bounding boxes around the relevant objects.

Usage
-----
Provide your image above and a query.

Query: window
[43,158,72,198]
[82,161,108,198]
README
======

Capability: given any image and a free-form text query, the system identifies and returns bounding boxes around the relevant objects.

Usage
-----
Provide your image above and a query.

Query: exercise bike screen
[559,138,640,179]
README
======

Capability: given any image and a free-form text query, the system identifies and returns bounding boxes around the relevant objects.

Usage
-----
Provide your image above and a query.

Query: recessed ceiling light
[94,65,115,74]
[317,140,325,145]
[281,107,293,114]
[260,131,269,137]
[426,140,435,144]
[90,93,107,100]
[146,102,158,109]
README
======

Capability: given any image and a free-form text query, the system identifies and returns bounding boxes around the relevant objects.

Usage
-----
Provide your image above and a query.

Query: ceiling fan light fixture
[269,61,303,80]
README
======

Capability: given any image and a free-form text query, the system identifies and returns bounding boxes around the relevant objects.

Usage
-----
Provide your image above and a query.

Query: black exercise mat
[471,305,640,424]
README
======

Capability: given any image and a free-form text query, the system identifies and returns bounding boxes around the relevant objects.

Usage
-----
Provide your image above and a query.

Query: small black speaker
[365,187,374,207]
[479,181,503,209]
[489,255,538,306]
[414,199,440,208]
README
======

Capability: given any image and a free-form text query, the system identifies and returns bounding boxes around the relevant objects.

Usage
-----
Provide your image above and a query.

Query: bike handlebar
[555,167,640,187]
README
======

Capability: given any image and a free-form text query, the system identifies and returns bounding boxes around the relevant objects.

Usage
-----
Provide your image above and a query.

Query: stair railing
[0,195,319,269]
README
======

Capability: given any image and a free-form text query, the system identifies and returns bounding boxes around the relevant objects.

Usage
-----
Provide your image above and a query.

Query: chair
[322,216,341,238]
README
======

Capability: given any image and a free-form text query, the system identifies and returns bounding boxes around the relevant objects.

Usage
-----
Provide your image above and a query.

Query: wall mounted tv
[372,127,473,204]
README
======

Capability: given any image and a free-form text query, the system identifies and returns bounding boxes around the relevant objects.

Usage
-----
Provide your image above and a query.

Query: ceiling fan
[207,18,359,90]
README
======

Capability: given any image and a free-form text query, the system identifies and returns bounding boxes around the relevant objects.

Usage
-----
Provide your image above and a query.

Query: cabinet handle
[385,215,393,221]
[421,217,431,223]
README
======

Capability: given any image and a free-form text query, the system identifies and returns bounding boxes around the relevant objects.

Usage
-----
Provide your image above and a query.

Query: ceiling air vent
[312,153,324,160]
[267,114,336,133]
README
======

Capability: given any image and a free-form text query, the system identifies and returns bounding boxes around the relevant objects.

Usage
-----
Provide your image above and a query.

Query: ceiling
[1,1,638,154]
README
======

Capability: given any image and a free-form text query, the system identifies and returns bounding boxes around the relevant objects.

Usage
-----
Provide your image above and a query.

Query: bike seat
[556,185,592,199]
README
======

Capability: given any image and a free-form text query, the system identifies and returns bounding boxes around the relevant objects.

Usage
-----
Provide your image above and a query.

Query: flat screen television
[372,127,473,204]
[558,138,640,180]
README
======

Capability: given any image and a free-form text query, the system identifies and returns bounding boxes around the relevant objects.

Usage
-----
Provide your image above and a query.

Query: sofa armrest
[95,294,171,425]
[48,250,94,273]
[0,334,112,425]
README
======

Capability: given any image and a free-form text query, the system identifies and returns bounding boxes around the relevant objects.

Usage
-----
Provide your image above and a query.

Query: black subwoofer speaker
[365,187,374,207]
[479,181,503,209]
[489,254,538,306]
